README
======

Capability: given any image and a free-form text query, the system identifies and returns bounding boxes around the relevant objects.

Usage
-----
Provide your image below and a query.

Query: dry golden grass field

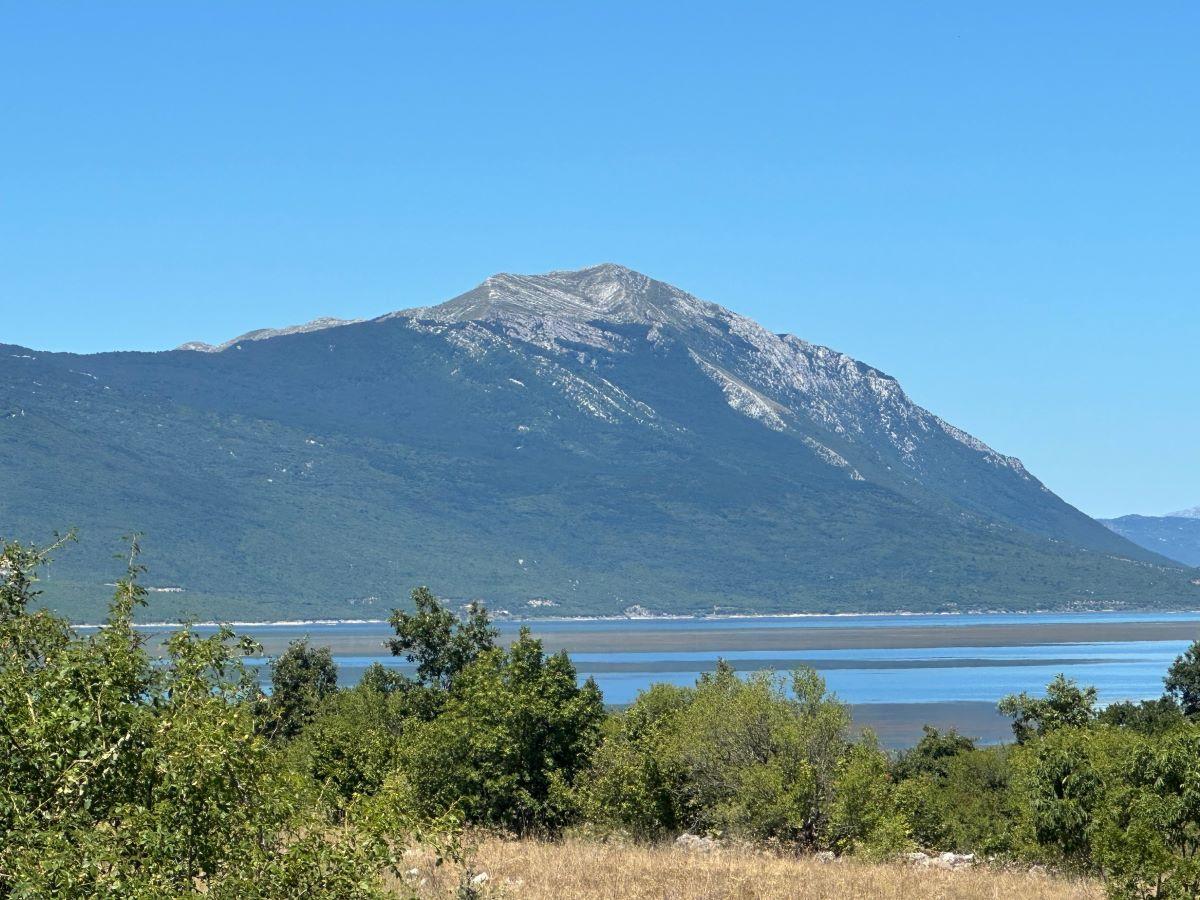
[390,836,1104,900]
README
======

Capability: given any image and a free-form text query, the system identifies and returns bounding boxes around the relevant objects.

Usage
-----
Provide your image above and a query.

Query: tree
[261,639,338,740]
[1013,719,1200,897]
[296,682,409,811]
[1165,640,1200,717]
[1011,724,1110,868]
[387,587,497,690]
[999,674,1098,744]
[393,628,605,833]
[1097,697,1184,734]
[358,661,405,694]
[893,743,1016,855]
[893,726,976,780]
[576,682,692,838]
[1090,726,1200,899]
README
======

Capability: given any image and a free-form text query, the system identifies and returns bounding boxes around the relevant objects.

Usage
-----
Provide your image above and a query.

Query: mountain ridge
[1101,513,1200,567]
[2,264,1193,620]
[164,262,1066,485]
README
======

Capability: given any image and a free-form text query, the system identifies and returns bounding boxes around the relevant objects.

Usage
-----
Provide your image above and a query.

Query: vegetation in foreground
[2,537,1199,898]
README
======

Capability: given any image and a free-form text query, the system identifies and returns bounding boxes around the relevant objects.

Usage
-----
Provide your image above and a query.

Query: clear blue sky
[2,3,1197,519]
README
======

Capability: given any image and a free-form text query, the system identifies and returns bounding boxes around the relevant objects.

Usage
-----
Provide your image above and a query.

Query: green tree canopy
[999,674,1098,744]
[1165,640,1200,717]
[387,586,497,690]
[0,539,385,898]
[580,663,853,846]
[261,638,338,740]
[893,725,977,780]
[390,627,605,834]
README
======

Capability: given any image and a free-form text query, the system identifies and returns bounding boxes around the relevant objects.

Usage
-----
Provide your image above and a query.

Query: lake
[115,611,1200,747]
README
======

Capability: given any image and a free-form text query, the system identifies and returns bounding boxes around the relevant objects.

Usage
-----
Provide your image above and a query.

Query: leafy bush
[575,682,693,837]
[581,662,851,846]
[1165,640,1200,717]
[826,737,913,858]
[892,726,976,780]
[1012,720,1200,898]
[259,638,338,740]
[0,539,389,898]
[895,745,1016,854]
[1097,697,1185,734]
[393,627,605,833]
[292,681,410,813]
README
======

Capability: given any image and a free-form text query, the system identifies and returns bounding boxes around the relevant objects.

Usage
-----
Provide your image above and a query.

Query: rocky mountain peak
[406,263,720,330]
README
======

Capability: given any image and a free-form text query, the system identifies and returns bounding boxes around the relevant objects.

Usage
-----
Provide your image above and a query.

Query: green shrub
[0,538,391,897]
[893,725,976,780]
[827,737,913,858]
[580,663,852,846]
[576,682,692,837]
[999,674,1098,744]
[1015,723,1200,898]
[395,628,605,833]
[1097,697,1186,734]
[895,746,1016,854]
[1165,640,1200,718]
[292,683,410,813]
[258,638,338,740]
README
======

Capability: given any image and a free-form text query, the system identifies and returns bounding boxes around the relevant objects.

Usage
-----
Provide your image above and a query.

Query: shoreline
[72,607,1200,630]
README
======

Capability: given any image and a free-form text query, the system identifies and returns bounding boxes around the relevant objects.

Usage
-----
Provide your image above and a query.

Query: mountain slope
[1,264,1192,621]
[1101,513,1200,567]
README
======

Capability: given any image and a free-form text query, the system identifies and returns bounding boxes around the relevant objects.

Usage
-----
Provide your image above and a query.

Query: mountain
[177,316,363,353]
[2,264,1194,621]
[1101,512,1200,567]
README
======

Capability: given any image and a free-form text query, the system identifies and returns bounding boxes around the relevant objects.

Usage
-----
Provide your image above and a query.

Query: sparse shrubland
[3,537,1199,897]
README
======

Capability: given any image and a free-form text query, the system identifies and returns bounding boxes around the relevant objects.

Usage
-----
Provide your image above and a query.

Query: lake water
[105,611,1200,745]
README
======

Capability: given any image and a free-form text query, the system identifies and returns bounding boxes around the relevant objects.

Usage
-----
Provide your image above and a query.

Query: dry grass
[389,836,1104,900]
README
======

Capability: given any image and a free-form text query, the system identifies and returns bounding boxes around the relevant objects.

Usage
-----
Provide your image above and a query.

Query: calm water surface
[119,611,1200,707]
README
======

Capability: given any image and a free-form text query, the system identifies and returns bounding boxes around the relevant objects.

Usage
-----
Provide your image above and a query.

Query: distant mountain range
[2,264,1194,621]
[1101,508,1200,567]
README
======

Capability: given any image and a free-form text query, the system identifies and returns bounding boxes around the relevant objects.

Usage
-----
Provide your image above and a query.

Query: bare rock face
[404,264,1032,482]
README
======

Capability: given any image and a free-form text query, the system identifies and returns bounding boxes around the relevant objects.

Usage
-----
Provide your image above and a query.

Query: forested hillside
[2,266,1192,621]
